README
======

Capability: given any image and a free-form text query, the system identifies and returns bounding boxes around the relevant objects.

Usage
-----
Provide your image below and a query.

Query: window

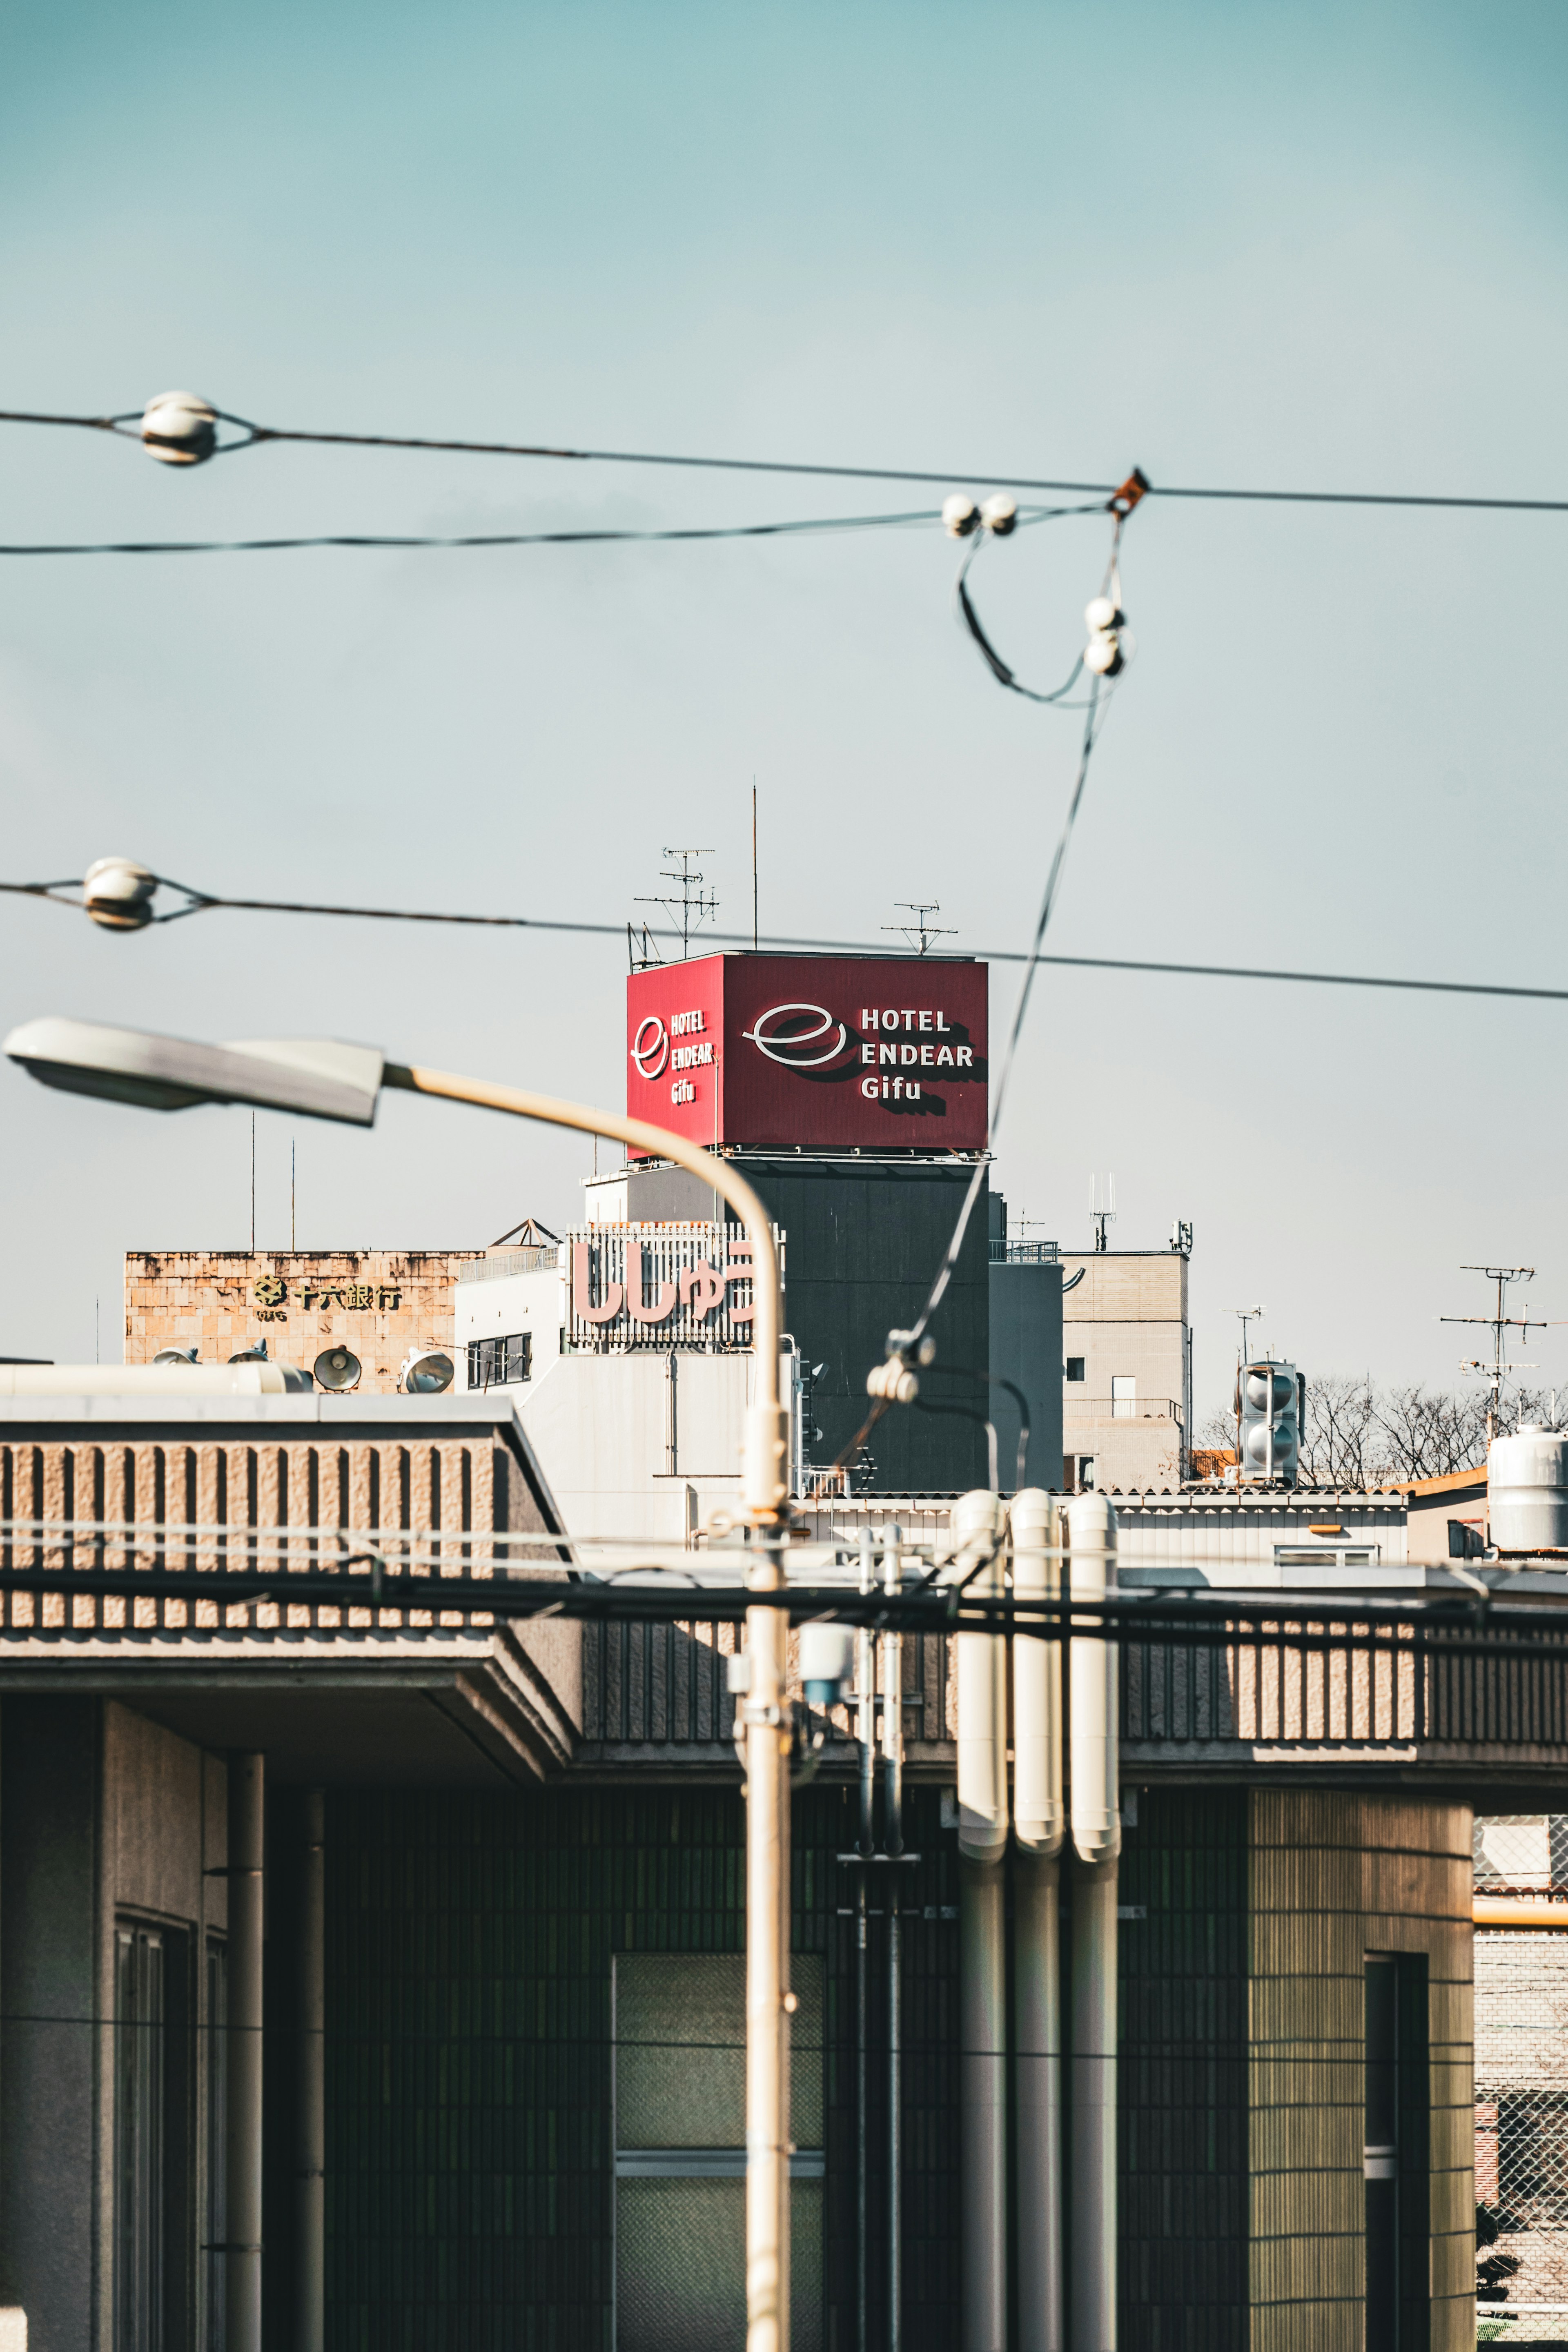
[116,1921,192,2352]
[1365,1955,1429,2352]
[1111,1375,1136,1419]
[1275,1546,1379,1571]
[467,1332,532,1389]
[1065,1358,1086,1383]
[1078,1457,1096,1492]
[613,1954,823,2352]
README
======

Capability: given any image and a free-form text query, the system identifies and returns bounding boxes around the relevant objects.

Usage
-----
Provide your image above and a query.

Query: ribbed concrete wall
[1248,1791,1473,2352]
[0,1433,545,1635]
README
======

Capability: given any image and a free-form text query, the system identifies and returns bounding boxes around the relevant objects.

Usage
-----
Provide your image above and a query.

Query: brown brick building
[124,1250,486,1390]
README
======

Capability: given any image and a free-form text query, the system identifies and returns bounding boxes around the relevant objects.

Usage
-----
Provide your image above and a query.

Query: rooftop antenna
[1441,1264,1543,1441]
[882,899,957,958]
[1089,1172,1117,1253]
[1226,1304,1267,1488]
[636,847,717,962]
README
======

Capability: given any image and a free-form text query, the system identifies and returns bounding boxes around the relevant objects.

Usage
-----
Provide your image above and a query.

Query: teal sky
[2,0,1566,1414]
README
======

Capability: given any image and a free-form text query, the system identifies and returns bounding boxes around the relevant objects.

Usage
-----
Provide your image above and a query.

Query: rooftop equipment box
[626,953,988,1153]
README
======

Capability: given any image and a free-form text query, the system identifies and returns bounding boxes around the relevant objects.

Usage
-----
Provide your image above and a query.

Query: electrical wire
[953,529,1087,705]
[902,675,1109,1352]
[6,875,1568,1010]
[0,506,953,558]
[5,402,1568,510]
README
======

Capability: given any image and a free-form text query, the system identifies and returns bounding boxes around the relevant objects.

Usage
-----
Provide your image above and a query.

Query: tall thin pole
[752,781,760,951]
[227,1753,265,2352]
[250,1113,256,1250]
[746,1531,791,2352]
[294,1790,325,2352]
[882,1529,905,2352]
[855,1534,875,2352]
[291,1138,296,1252]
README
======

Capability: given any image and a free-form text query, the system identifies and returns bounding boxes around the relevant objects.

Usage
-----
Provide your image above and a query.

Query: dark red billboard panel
[625,954,988,1153]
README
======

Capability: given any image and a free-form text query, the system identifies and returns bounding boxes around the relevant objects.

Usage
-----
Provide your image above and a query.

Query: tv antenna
[1225,1305,1267,1487]
[636,848,718,962]
[1441,1263,1544,1441]
[882,900,956,958]
[1089,1173,1117,1253]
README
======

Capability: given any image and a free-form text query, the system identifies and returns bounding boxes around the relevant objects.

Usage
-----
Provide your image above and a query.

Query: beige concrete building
[124,1250,486,1391]
[1060,1244,1192,1491]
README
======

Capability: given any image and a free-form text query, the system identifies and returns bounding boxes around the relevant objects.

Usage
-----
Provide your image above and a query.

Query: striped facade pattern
[1248,1791,1474,2352]
[1118,1789,1248,2352]
[0,1435,551,1635]
[323,1783,964,2352]
[580,1622,949,1751]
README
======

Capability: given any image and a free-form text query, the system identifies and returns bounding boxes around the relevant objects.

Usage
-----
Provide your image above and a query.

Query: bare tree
[1200,1372,1555,1487]
[1299,1374,1378,1488]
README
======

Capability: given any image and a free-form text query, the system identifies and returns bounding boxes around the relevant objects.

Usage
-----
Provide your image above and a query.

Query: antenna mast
[1441,1263,1543,1441]
[1225,1304,1266,1488]
[882,900,957,958]
[1089,1173,1117,1254]
[636,848,718,962]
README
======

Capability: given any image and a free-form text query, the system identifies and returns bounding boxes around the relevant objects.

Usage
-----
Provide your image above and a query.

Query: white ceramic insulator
[1084,594,1118,632]
[1083,632,1119,676]
[953,1488,1007,1863]
[942,493,980,538]
[83,855,157,931]
[1067,1492,1120,1865]
[1010,1487,1064,1858]
[140,390,218,464]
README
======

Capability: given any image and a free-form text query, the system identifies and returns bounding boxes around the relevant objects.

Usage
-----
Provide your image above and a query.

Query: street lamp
[4,1013,796,2352]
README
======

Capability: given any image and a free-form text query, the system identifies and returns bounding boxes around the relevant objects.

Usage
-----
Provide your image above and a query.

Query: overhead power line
[2,400,1567,512]
[0,505,1056,559]
[5,874,1565,1009]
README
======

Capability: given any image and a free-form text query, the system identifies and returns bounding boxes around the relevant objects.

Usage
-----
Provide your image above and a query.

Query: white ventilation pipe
[1067,1494,1120,1868]
[1011,1490,1064,1859]
[1066,1494,1119,2352]
[953,1489,1008,1865]
[953,1488,1007,2352]
[1011,1489,1064,2352]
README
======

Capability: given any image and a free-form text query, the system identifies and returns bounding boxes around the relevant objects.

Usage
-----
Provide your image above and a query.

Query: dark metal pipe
[294,1790,325,2352]
[960,1857,1007,2352]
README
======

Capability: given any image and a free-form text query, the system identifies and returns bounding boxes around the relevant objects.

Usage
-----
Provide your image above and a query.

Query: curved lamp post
[4,1015,795,2352]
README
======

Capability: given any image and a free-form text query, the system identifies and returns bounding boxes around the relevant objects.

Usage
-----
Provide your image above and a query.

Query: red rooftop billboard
[625,953,988,1153]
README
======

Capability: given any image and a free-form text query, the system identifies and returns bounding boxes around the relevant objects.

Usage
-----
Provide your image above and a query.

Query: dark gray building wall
[1,1698,101,2351]
[615,1156,990,1492]
[731,1159,990,1493]
[988,1259,1064,1492]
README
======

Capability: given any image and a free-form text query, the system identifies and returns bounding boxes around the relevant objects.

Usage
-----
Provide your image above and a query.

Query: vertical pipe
[882,1530,905,2352]
[1069,1865,1118,2352]
[1066,1496,1120,2352]
[855,1533,875,2352]
[1016,1857,1063,2352]
[294,1790,325,2352]
[746,1554,791,2352]
[960,1858,1007,2352]
[1011,1490,1065,2352]
[226,1753,265,2352]
[953,1490,1007,2352]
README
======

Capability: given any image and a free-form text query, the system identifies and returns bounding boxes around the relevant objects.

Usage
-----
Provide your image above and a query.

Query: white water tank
[1489,1424,1568,1554]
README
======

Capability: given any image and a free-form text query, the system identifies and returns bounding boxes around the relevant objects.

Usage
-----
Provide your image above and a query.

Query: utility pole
[1441,1264,1543,1441]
